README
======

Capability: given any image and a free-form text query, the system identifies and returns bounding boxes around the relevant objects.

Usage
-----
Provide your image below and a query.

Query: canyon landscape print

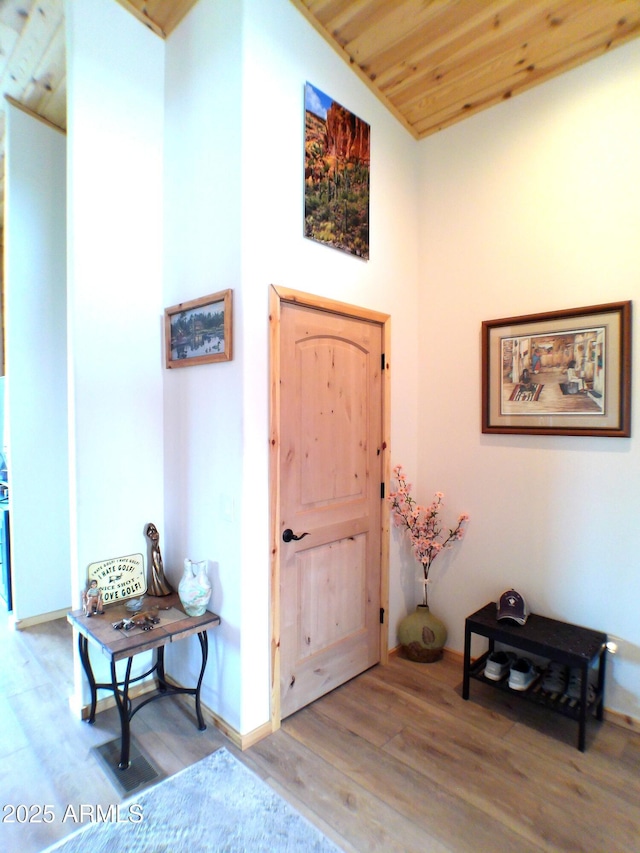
[304,82,370,259]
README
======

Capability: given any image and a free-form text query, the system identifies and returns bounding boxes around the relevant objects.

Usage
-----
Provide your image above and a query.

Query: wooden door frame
[269,284,391,731]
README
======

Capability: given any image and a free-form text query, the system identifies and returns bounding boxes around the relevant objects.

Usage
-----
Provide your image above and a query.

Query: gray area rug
[43,747,341,853]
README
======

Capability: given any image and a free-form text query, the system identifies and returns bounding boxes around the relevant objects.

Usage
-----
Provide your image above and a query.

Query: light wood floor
[2,609,639,853]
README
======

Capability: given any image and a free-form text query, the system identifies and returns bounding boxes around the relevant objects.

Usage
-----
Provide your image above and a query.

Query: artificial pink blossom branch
[388,465,469,606]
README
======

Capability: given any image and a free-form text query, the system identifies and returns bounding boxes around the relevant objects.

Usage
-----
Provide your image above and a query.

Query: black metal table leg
[156,645,167,691]
[195,631,208,731]
[78,634,98,723]
[111,657,134,769]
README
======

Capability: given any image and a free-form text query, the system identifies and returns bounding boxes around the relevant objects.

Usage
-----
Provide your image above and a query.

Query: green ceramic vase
[398,604,447,662]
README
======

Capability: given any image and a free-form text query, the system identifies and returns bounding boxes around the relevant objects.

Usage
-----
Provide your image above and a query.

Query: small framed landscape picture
[482,301,631,437]
[165,289,233,368]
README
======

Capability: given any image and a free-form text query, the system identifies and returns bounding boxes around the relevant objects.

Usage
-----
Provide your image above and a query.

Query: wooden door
[274,291,386,719]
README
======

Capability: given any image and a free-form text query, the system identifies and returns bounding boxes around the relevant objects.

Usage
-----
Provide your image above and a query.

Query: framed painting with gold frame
[165,289,233,368]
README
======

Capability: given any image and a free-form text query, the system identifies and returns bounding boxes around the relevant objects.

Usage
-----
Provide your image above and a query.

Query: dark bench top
[466,602,607,665]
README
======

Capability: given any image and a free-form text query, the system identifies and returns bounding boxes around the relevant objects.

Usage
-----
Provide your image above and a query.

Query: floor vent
[93,737,165,795]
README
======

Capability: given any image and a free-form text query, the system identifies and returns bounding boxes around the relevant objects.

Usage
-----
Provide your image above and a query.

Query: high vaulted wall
[65,0,166,695]
[163,0,421,735]
[5,105,69,622]
[10,0,637,734]
[415,38,640,722]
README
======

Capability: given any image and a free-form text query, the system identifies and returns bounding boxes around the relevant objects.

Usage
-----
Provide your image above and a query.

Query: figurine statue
[145,522,173,596]
[83,579,104,617]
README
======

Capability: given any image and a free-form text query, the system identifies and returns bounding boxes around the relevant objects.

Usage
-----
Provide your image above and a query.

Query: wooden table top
[67,592,221,662]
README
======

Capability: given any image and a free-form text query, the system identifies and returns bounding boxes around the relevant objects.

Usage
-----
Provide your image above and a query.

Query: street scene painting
[165,289,233,368]
[500,326,606,416]
[482,302,631,437]
[304,82,370,259]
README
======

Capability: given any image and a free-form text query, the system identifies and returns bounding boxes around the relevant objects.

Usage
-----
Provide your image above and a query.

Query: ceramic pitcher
[178,559,212,617]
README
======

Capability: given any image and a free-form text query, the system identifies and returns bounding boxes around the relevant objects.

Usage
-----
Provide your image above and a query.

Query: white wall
[240,0,421,732]
[4,106,69,620]
[164,0,421,734]
[58,0,640,730]
[66,0,165,688]
[416,40,640,720]
[163,0,245,732]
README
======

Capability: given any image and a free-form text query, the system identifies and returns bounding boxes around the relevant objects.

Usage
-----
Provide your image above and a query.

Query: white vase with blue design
[178,559,212,617]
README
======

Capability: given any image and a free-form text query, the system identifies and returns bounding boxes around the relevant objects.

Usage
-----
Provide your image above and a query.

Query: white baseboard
[13,607,70,629]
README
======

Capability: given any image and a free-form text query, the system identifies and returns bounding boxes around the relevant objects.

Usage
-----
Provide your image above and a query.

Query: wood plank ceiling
[0,0,65,225]
[0,0,198,227]
[1,0,639,226]
[292,0,640,139]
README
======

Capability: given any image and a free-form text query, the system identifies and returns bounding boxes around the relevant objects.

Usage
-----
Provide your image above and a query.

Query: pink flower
[388,465,468,606]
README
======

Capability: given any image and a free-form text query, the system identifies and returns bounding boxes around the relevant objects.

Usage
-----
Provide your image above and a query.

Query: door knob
[282,528,310,543]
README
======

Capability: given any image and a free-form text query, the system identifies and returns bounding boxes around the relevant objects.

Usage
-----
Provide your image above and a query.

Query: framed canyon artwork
[304,82,370,259]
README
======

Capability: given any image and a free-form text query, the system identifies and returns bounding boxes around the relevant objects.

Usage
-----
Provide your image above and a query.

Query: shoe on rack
[541,661,568,694]
[484,650,517,681]
[565,667,596,703]
[508,657,539,691]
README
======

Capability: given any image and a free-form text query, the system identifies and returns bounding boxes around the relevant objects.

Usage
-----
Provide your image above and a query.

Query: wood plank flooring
[1,608,639,852]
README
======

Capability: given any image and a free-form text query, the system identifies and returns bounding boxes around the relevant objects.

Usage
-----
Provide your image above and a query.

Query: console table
[462,602,607,751]
[68,593,220,769]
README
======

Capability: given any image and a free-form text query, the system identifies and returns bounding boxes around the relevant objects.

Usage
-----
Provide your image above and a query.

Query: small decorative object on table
[389,465,468,662]
[179,559,212,617]
[145,522,173,596]
[83,579,104,617]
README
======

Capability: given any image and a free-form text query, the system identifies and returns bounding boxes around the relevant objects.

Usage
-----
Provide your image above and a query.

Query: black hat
[497,589,529,625]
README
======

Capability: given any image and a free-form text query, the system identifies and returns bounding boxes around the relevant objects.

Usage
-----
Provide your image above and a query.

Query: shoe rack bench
[462,602,607,751]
